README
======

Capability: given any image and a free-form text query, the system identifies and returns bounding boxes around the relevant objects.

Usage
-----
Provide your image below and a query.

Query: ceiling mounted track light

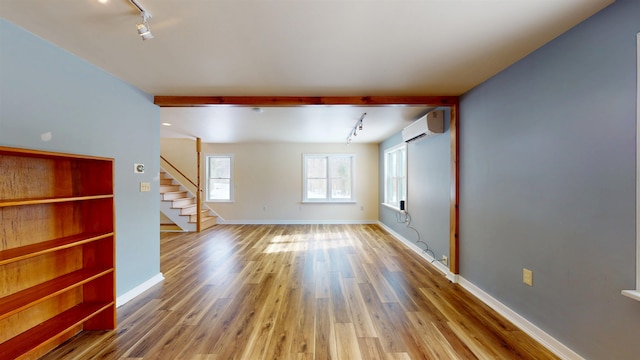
[346,113,367,145]
[129,0,154,40]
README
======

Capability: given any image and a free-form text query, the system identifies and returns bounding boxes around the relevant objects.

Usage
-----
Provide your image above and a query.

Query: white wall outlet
[134,163,145,173]
[523,268,533,286]
[442,255,448,266]
[140,182,151,192]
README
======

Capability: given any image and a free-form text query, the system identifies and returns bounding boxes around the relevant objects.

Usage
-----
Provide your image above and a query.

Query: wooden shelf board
[0,194,114,208]
[0,302,114,359]
[0,232,114,265]
[0,268,114,320]
[0,146,114,162]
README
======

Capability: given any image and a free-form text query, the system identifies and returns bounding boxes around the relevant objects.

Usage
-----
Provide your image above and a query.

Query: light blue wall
[0,19,161,297]
[379,108,451,260]
[459,0,639,358]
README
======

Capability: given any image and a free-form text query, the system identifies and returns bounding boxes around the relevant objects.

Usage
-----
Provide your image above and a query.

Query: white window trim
[205,154,234,203]
[302,153,356,203]
[622,32,640,302]
[382,143,407,211]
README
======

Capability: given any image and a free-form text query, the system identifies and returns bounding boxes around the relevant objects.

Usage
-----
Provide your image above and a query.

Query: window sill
[381,202,404,212]
[621,290,640,302]
[301,200,356,204]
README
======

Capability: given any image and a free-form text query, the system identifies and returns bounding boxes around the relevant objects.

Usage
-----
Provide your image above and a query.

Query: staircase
[160,171,217,232]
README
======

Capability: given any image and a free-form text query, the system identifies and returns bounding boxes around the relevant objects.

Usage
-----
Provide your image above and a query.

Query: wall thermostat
[134,163,145,173]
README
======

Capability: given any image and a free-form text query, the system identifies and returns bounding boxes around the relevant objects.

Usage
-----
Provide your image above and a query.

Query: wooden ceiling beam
[154,96,459,107]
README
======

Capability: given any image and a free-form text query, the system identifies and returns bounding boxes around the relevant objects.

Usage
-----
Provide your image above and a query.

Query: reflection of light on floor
[264,232,356,254]
[202,233,238,274]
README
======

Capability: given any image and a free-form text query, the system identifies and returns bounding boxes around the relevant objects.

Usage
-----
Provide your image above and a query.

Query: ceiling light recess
[129,0,153,40]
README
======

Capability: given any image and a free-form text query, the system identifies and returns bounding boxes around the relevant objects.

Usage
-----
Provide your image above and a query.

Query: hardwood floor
[41,224,559,359]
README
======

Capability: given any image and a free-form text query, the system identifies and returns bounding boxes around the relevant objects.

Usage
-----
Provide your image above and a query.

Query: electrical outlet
[523,268,533,286]
[140,182,151,192]
[442,255,448,266]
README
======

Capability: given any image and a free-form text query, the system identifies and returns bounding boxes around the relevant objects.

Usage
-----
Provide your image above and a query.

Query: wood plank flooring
[41,224,559,359]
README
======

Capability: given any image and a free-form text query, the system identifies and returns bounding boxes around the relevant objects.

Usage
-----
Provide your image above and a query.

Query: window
[383,143,407,210]
[206,155,233,202]
[303,154,355,202]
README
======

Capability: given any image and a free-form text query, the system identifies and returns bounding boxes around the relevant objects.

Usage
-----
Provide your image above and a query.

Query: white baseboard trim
[457,277,584,360]
[621,289,640,302]
[446,272,459,283]
[116,273,165,308]
[221,220,378,225]
[377,222,452,278]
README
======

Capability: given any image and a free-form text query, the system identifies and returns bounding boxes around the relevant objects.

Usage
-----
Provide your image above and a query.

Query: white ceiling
[0,0,614,143]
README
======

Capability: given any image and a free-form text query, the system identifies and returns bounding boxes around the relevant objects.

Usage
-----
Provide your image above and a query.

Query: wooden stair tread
[172,203,196,209]
[162,191,187,196]
[189,209,216,222]
[162,191,188,200]
[180,207,197,215]
[160,186,180,192]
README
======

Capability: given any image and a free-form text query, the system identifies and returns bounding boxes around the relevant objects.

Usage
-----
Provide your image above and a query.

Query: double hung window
[206,155,233,202]
[303,154,355,202]
[383,144,407,210]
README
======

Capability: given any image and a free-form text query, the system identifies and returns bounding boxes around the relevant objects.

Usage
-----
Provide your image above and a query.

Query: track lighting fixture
[129,0,154,40]
[136,22,153,40]
[346,113,367,144]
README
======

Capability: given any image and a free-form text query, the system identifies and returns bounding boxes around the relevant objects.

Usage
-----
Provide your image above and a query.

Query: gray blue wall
[379,108,451,261]
[0,19,161,297]
[459,0,639,358]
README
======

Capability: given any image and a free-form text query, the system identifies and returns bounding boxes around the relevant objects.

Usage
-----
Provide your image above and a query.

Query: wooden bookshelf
[0,146,116,359]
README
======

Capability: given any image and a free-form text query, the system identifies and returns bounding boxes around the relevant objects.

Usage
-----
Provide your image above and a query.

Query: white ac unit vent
[402,110,445,143]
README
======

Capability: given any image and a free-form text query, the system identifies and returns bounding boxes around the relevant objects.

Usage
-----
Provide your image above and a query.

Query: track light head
[136,21,153,40]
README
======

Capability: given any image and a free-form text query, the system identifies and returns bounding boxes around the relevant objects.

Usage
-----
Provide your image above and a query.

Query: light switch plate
[140,182,151,192]
[523,268,533,286]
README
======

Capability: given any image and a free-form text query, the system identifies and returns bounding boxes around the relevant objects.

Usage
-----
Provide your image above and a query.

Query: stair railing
[160,156,197,188]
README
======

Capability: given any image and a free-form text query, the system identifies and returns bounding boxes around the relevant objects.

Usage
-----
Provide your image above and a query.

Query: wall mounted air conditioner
[402,110,445,142]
